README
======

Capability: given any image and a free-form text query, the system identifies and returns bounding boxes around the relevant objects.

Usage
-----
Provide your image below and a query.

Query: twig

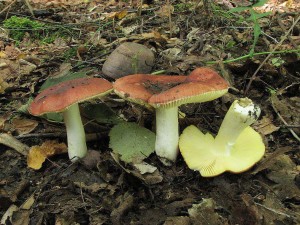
[255,202,293,218]
[16,132,106,142]
[0,0,17,15]
[244,15,300,95]
[205,49,300,64]
[270,97,300,142]
[167,0,172,37]
[0,133,29,156]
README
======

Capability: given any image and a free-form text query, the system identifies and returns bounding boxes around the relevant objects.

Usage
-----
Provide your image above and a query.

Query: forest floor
[0,0,299,224]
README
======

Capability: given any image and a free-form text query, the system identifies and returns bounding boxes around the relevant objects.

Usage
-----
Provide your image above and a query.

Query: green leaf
[109,122,156,163]
[253,23,262,40]
[247,11,271,21]
[81,103,123,125]
[229,6,250,13]
[252,0,268,7]
[40,71,87,91]
[42,113,64,122]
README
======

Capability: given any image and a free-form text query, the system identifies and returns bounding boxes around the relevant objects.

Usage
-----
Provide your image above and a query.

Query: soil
[0,0,299,225]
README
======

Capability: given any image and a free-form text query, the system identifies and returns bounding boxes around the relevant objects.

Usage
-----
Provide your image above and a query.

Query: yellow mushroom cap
[179,125,265,177]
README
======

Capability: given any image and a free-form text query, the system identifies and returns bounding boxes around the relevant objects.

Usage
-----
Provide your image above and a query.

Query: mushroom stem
[63,103,87,162]
[155,106,179,165]
[215,98,261,155]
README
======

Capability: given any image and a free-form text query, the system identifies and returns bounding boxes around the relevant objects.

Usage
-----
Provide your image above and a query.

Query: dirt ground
[0,0,299,224]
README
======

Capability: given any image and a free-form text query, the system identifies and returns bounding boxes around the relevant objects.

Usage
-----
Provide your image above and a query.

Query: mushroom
[28,77,113,162]
[179,98,265,177]
[113,67,229,165]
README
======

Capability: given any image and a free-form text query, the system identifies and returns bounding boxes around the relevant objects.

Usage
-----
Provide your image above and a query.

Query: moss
[3,16,45,41]
[3,16,72,45]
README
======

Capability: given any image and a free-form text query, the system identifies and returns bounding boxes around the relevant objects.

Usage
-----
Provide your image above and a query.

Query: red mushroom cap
[29,77,113,116]
[113,67,229,108]
[113,74,186,108]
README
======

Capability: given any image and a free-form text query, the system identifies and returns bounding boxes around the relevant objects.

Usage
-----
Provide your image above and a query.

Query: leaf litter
[0,0,299,224]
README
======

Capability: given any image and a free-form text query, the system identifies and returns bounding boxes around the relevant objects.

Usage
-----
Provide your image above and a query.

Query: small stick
[0,133,29,156]
[255,202,293,218]
[244,15,300,95]
[270,98,300,142]
[167,0,172,37]
[16,132,106,142]
[0,0,17,15]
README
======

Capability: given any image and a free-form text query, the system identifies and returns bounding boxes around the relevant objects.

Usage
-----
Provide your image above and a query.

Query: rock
[102,42,155,79]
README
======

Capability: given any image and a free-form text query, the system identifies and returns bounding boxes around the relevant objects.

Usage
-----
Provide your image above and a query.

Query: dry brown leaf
[116,10,128,20]
[155,4,174,18]
[27,140,67,170]
[254,116,280,135]
[0,77,9,93]
[106,10,128,20]
[11,118,38,135]
[4,45,21,59]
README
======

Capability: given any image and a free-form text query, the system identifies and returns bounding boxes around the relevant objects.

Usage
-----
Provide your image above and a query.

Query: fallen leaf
[11,118,38,135]
[73,182,114,193]
[0,205,18,224]
[133,162,157,174]
[106,10,128,20]
[0,77,9,93]
[266,154,300,200]
[109,122,155,163]
[155,4,174,18]
[27,140,67,170]
[254,116,280,135]
[188,199,226,225]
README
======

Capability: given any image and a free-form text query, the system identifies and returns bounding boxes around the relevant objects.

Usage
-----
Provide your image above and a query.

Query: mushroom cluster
[28,67,265,177]
[113,67,229,165]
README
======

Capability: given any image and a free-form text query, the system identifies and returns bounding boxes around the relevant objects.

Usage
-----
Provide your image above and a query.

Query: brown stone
[102,42,155,79]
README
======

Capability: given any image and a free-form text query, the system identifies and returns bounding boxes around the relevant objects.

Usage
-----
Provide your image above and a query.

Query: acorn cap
[179,125,265,177]
[29,77,113,116]
[113,67,229,109]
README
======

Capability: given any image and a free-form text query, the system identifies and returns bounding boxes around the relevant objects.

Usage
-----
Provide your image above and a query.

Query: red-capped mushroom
[114,67,229,165]
[29,77,113,162]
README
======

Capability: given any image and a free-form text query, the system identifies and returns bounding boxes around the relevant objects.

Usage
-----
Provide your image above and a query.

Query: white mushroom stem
[215,98,261,155]
[63,103,87,162]
[155,106,179,165]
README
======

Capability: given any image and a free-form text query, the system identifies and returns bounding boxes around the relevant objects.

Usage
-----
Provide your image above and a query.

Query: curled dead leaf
[27,140,67,170]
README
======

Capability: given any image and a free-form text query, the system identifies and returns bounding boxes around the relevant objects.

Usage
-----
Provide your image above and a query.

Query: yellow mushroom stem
[215,98,261,155]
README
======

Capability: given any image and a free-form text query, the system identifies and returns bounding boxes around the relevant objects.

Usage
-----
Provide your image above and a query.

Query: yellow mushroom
[179,98,265,177]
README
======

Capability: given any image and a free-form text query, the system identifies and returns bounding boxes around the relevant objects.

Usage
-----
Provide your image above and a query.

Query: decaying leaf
[155,4,174,18]
[27,140,67,170]
[266,154,300,200]
[133,162,157,175]
[106,10,128,20]
[0,77,9,93]
[188,198,226,225]
[111,153,163,185]
[109,122,155,163]
[254,116,279,135]
[40,65,87,91]
[11,118,38,135]
[82,103,122,125]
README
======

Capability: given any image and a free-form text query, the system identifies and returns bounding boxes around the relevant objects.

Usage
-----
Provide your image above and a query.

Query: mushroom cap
[179,125,265,177]
[113,67,229,109]
[29,77,113,116]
